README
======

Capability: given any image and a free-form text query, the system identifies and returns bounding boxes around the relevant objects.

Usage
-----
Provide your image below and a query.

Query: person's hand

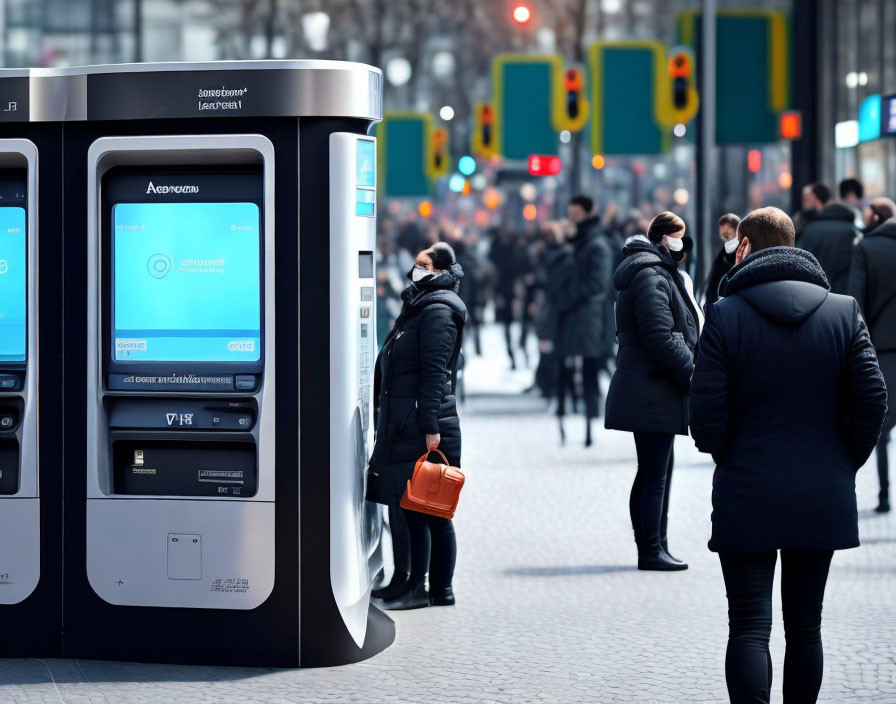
[426,433,441,451]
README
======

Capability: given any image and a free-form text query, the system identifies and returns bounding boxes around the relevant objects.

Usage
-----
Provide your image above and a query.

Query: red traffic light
[668,52,692,79]
[528,154,561,176]
[779,110,802,140]
[747,149,762,174]
[512,4,531,24]
[564,68,583,93]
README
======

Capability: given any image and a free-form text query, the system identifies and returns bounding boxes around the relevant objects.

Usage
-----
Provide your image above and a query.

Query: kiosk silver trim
[85,135,276,609]
[28,61,383,122]
[0,139,40,604]
[328,132,379,647]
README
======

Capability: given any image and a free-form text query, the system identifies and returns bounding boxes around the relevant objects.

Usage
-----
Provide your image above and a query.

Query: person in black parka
[798,200,862,294]
[690,207,887,704]
[703,213,741,308]
[849,203,896,513]
[544,195,613,446]
[367,242,466,611]
[605,212,700,572]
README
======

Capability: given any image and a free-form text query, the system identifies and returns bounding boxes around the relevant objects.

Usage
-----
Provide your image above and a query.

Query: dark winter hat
[425,242,457,271]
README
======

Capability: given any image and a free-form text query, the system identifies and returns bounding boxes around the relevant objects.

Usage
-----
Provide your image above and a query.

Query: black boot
[636,537,688,571]
[876,493,890,513]
[430,585,455,606]
[660,536,687,567]
[383,581,430,611]
[371,571,410,601]
[585,418,593,448]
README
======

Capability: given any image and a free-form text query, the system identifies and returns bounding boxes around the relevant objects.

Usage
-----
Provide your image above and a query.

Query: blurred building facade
[0,0,893,222]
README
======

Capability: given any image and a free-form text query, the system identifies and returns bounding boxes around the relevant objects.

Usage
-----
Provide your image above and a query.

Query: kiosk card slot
[0,440,19,495]
[112,437,257,497]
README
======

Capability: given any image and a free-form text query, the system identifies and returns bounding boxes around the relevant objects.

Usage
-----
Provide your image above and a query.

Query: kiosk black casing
[0,70,64,658]
[51,62,390,667]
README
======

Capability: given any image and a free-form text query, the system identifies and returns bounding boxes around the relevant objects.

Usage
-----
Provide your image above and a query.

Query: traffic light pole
[696,0,716,291]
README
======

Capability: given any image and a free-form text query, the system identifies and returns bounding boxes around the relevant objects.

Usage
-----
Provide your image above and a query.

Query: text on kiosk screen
[0,206,26,363]
[113,201,261,363]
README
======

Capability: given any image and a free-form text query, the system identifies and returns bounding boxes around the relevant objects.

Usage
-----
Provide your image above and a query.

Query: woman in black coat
[605,212,700,571]
[367,242,466,610]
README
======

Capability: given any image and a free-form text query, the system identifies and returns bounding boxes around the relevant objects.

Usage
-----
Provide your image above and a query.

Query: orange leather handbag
[400,449,465,519]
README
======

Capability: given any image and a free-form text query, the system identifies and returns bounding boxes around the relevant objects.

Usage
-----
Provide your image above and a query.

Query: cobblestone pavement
[1,327,895,703]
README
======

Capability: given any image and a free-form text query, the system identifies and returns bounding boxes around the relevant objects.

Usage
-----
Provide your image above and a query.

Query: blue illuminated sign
[882,94,896,137]
[355,139,376,217]
[113,201,261,363]
[357,140,375,188]
[858,94,881,142]
[0,207,26,362]
[355,188,375,216]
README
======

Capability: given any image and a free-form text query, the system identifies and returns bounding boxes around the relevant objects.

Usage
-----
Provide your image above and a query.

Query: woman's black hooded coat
[367,264,466,504]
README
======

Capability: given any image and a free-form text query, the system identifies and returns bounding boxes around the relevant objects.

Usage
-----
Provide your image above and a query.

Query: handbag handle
[418,448,449,466]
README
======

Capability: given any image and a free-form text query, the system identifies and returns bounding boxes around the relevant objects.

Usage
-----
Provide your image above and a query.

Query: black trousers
[630,432,675,548]
[556,356,602,419]
[404,509,457,589]
[387,500,411,577]
[877,432,891,501]
[719,550,834,704]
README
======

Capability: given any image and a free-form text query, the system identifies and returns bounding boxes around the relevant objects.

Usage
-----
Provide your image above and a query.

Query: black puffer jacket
[690,247,887,552]
[604,238,699,435]
[703,246,735,307]
[849,219,896,354]
[799,203,862,294]
[367,265,466,504]
[543,216,613,358]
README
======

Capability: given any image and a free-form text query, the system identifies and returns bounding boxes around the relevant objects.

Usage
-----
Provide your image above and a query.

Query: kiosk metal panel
[86,135,275,610]
[328,133,380,647]
[0,140,40,605]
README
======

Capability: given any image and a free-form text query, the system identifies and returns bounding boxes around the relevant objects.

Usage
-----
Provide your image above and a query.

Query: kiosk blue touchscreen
[113,201,261,362]
[0,206,26,362]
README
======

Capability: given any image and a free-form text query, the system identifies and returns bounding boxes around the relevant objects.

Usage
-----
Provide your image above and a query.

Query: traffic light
[565,68,583,120]
[472,101,498,158]
[779,110,802,140]
[553,65,590,133]
[512,4,531,24]
[660,46,699,125]
[430,126,449,178]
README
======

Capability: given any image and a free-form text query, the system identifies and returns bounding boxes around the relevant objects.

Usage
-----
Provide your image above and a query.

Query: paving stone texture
[1,327,894,703]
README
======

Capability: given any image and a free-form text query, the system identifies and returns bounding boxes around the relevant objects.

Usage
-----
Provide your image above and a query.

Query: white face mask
[724,237,740,254]
[664,235,684,252]
[411,266,432,283]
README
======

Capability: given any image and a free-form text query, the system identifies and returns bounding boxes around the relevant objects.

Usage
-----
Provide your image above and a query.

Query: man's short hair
[807,182,831,205]
[839,177,864,200]
[869,197,896,223]
[718,213,741,229]
[737,207,795,251]
[569,195,593,213]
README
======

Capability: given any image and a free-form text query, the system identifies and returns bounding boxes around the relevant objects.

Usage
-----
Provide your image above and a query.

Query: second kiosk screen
[0,206,26,363]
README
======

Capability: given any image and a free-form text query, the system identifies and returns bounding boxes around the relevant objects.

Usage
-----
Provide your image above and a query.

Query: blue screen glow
[113,201,261,363]
[356,140,375,187]
[0,207,26,363]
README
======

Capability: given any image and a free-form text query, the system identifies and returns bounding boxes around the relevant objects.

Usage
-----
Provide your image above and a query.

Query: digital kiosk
[0,67,65,658]
[58,61,390,666]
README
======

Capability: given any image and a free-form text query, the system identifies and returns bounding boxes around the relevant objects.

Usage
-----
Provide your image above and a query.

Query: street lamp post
[696,0,716,291]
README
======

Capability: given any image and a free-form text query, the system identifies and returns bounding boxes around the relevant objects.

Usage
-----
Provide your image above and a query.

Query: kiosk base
[65,602,394,668]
